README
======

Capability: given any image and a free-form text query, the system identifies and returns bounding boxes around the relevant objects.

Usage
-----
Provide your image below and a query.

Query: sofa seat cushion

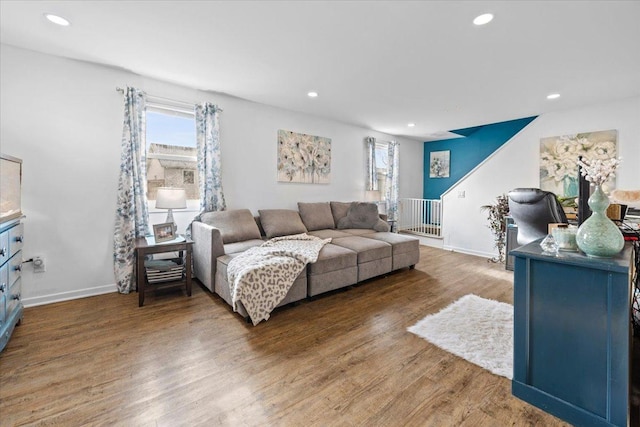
[258,209,308,238]
[216,253,237,270]
[223,239,264,254]
[307,243,357,275]
[216,254,239,284]
[216,253,307,310]
[217,252,306,280]
[199,209,261,244]
[331,236,392,264]
[298,202,335,231]
[307,229,352,239]
[341,228,377,236]
[364,232,419,255]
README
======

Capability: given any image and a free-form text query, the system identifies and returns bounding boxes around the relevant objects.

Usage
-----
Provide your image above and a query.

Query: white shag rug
[408,294,513,379]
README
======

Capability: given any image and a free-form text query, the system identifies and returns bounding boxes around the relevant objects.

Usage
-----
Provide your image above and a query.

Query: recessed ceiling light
[407,123,415,127]
[307,91,318,98]
[547,93,561,100]
[44,13,71,26]
[473,13,493,26]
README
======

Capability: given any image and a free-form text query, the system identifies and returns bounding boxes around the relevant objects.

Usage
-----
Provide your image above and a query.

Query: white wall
[442,96,640,258]
[0,44,423,306]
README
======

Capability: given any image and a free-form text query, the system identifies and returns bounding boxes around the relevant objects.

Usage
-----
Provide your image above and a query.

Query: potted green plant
[481,194,510,263]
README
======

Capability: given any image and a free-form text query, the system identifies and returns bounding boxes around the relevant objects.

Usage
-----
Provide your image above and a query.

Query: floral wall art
[429,150,450,178]
[277,129,331,184]
[540,129,617,198]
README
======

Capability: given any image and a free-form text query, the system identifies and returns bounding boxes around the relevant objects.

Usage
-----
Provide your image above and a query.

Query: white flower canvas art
[277,130,331,184]
[429,150,450,178]
[540,129,617,198]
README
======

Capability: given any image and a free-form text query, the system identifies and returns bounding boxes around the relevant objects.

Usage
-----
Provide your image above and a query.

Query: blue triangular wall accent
[423,116,537,199]
[449,125,484,137]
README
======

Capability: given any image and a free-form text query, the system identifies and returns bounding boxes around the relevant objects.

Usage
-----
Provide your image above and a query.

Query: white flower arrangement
[576,157,620,186]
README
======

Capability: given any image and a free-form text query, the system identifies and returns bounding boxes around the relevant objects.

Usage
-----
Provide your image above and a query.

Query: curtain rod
[115,87,223,112]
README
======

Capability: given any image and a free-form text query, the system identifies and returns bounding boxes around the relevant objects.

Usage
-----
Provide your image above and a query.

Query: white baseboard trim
[442,245,496,259]
[22,284,118,308]
[416,236,444,249]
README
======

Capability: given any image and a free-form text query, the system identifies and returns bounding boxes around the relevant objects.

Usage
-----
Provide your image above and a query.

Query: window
[145,101,197,202]
[375,142,389,200]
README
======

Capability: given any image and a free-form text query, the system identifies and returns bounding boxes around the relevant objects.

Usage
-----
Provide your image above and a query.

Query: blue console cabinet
[0,218,24,352]
[511,241,633,427]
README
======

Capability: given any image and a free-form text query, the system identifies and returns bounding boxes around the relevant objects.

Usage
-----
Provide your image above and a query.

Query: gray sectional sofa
[191,201,420,321]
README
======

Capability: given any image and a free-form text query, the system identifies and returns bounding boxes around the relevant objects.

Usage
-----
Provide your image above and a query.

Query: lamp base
[165,209,177,233]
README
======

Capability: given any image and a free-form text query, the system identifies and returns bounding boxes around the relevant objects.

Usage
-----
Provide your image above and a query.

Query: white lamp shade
[155,187,187,209]
[365,190,381,202]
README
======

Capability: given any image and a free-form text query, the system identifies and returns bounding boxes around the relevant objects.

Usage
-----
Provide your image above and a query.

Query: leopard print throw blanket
[227,233,331,325]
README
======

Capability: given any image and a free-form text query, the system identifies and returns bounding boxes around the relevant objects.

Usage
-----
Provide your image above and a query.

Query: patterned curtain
[114,87,149,294]
[385,141,400,227]
[366,137,378,191]
[195,102,226,212]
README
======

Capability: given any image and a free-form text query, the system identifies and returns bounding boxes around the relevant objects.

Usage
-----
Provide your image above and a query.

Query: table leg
[186,248,192,297]
[137,250,145,307]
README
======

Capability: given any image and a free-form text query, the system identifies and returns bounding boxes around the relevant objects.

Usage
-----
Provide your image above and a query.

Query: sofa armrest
[191,221,225,292]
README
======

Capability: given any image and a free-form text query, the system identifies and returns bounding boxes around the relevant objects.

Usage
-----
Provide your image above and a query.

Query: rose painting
[277,129,331,184]
[540,129,617,198]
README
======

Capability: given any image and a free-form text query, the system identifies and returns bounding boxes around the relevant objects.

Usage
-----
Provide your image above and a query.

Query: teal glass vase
[576,184,624,258]
[563,176,578,198]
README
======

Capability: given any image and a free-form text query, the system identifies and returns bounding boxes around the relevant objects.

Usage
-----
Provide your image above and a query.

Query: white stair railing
[398,198,442,237]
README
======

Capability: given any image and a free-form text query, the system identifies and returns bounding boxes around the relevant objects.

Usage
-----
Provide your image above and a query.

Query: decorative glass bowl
[552,225,578,251]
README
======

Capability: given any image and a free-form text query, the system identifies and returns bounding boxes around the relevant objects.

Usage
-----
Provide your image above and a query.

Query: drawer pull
[14,264,22,272]
[0,283,6,292]
[15,235,24,243]
[0,247,6,256]
[13,293,20,301]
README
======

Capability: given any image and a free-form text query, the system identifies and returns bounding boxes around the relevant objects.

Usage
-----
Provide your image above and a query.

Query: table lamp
[365,190,381,203]
[155,187,187,232]
[365,190,386,214]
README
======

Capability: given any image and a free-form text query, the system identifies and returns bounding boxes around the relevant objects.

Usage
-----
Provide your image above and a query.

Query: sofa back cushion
[337,202,390,232]
[330,201,353,226]
[199,209,261,244]
[258,209,308,238]
[297,202,335,231]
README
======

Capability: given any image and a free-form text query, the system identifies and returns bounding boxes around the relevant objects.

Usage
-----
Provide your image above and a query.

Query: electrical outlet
[33,256,46,273]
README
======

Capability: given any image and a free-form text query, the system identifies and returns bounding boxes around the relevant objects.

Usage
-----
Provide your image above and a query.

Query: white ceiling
[1,1,639,141]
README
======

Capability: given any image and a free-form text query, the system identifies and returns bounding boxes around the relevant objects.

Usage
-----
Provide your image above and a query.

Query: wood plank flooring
[0,246,627,426]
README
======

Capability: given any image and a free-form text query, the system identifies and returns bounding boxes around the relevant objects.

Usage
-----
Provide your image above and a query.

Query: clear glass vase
[575,184,624,258]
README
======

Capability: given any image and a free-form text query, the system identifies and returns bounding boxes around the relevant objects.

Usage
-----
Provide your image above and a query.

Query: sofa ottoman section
[364,232,419,270]
[331,236,392,282]
[215,253,308,319]
[307,244,357,297]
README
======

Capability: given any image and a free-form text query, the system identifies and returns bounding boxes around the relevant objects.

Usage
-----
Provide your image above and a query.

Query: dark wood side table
[134,236,193,307]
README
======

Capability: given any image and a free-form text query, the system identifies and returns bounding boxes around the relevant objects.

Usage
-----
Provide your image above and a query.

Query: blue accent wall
[423,116,537,199]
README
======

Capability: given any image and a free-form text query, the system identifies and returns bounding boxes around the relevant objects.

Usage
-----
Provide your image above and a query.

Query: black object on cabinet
[505,217,517,271]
